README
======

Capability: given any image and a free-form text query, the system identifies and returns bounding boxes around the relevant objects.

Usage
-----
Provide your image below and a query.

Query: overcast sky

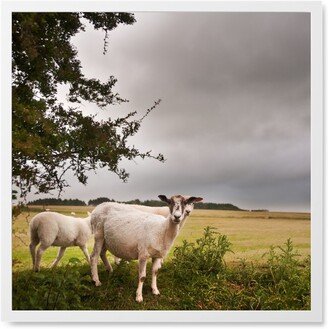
[32,12,310,211]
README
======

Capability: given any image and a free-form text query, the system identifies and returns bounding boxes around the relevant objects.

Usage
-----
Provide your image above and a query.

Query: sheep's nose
[186,210,191,215]
[174,214,181,220]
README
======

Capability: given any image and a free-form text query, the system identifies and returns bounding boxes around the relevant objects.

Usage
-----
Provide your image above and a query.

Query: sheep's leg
[51,247,66,267]
[80,245,90,264]
[151,258,162,295]
[100,245,113,272]
[34,244,48,272]
[136,257,147,303]
[90,233,104,286]
[29,242,38,268]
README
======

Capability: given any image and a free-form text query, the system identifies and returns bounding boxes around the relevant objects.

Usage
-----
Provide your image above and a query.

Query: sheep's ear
[186,196,203,204]
[158,195,170,204]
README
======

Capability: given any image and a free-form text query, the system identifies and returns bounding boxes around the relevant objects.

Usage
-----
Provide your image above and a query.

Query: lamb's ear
[158,195,170,204]
[186,196,203,204]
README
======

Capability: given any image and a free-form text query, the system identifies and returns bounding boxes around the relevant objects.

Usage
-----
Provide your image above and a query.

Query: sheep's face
[182,195,196,216]
[158,195,203,224]
[184,196,203,216]
[185,202,194,216]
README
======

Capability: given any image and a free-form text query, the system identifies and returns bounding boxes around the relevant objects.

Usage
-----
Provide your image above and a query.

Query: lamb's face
[158,195,204,224]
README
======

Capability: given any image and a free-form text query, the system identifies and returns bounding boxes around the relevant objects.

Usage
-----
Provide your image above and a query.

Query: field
[12,206,311,310]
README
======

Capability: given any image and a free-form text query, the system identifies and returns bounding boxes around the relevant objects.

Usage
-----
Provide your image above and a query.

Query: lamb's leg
[51,247,66,267]
[151,258,162,295]
[100,245,113,272]
[90,232,104,286]
[136,257,147,303]
[80,245,90,264]
[34,244,48,272]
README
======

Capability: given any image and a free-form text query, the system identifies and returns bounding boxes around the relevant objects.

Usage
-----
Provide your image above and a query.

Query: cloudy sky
[33,12,311,212]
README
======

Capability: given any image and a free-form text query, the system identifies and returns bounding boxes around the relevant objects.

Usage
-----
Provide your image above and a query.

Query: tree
[12,13,164,199]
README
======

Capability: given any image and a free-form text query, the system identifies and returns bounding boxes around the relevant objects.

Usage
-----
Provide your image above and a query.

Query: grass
[12,206,311,310]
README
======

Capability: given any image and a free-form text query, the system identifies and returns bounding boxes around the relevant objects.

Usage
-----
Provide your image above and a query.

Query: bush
[166,227,232,309]
[172,226,232,278]
[225,239,311,310]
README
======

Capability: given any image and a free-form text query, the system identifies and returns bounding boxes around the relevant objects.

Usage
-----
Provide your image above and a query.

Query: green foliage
[12,229,310,310]
[12,13,164,198]
[224,240,311,310]
[12,202,28,218]
[12,190,18,200]
[13,258,92,310]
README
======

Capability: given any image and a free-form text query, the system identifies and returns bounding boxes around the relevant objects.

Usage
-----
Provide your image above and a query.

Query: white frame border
[1,1,323,323]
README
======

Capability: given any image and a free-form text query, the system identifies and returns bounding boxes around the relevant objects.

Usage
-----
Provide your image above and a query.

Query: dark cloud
[31,12,310,211]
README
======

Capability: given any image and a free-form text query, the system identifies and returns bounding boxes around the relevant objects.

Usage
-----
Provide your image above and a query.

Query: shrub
[225,239,311,310]
[172,226,232,278]
[259,239,311,309]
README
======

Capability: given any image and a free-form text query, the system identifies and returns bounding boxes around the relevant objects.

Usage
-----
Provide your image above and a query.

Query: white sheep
[90,194,203,302]
[112,199,197,265]
[29,212,92,271]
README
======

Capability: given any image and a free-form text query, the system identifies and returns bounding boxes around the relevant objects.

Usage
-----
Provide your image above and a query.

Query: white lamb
[29,212,92,271]
[90,194,203,302]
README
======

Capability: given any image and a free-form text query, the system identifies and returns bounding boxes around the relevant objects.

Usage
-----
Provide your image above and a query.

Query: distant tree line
[123,199,167,207]
[28,198,86,206]
[88,197,115,206]
[193,202,243,211]
[28,197,244,211]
